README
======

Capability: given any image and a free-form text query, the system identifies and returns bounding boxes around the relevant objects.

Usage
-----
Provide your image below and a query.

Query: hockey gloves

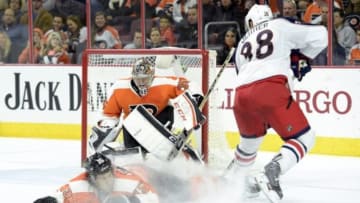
[290,49,311,82]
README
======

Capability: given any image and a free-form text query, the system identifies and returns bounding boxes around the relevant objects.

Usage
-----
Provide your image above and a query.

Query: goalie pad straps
[123,105,190,161]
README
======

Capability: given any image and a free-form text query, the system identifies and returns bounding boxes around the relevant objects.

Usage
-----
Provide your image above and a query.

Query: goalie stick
[169,47,236,161]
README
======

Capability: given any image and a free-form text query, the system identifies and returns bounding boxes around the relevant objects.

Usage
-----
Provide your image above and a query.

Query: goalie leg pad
[170,91,206,131]
[89,125,121,153]
[123,105,190,161]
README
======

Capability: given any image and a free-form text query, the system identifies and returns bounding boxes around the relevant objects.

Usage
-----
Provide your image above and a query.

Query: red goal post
[81,48,227,166]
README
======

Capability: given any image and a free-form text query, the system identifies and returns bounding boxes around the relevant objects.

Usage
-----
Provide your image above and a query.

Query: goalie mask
[132,59,155,96]
[245,4,273,30]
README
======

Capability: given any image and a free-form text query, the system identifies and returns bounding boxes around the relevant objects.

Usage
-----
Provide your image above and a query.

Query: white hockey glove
[89,117,122,153]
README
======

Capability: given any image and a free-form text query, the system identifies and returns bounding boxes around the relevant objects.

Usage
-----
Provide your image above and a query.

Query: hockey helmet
[84,153,113,181]
[245,4,273,30]
[132,58,155,96]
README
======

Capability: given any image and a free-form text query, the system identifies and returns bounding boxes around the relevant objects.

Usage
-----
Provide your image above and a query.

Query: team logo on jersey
[287,125,293,132]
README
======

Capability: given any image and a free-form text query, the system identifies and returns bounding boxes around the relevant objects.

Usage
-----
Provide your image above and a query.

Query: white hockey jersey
[234,18,328,87]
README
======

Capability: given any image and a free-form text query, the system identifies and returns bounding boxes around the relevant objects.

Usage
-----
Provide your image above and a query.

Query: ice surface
[0,137,359,203]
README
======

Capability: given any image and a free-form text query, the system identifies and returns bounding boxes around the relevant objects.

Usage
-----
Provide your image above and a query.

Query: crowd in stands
[0,0,359,65]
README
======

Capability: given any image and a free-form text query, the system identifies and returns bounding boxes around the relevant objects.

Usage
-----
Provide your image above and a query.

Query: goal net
[81,48,231,169]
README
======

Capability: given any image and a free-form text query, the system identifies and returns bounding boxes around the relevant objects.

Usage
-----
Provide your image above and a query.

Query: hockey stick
[199,47,236,110]
[170,47,236,161]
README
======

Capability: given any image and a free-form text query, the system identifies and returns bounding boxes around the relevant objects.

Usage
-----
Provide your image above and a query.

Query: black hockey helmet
[84,153,112,181]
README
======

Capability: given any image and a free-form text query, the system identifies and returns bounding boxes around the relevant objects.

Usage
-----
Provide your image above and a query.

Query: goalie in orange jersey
[88,58,205,161]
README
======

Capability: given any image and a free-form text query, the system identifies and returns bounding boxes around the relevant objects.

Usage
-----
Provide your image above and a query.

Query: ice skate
[244,175,261,198]
[254,161,283,203]
[223,159,261,199]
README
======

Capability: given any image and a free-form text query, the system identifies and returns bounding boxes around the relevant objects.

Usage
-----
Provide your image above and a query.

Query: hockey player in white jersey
[227,4,328,203]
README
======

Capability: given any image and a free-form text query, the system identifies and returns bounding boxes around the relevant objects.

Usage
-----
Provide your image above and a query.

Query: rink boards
[0,65,359,156]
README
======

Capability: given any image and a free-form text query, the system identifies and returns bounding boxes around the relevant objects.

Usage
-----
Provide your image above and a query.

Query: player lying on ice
[88,57,206,162]
[34,152,159,203]
[33,150,233,203]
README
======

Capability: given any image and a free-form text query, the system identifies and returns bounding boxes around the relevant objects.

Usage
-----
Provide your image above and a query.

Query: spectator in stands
[202,0,217,27]
[282,0,300,20]
[44,13,67,44]
[105,0,134,36]
[147,27,167,48]
[348,28,360,64]
[130,0,158,19]
[7,0,25,23]
[334,8,357,58]
[42,0,56,11]
[156,0,174,17]
[18,28,44,64]
[302,0,324,23]
[209,0,239,45]
[297,0,310,13]
[313,29,346,65]
[174,5,198,48]
[92,11,122,49]
[319,2,329,26]
[33,1,53,34]
[124,28,142,49]
[332,28,347,65]
[32,0,46,20]
[66,15,83,62]
[312,3,347,65]
[0,31,11,63]
[345,0,360,15]
[40,31,70,64]
[172,0,197,24]
[216,27,239,65]
[0,8,28,63]
[50,0,86,25]
[159,14,176,46]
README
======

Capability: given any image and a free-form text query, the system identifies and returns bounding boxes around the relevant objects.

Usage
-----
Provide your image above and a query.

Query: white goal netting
[81,49,231,169]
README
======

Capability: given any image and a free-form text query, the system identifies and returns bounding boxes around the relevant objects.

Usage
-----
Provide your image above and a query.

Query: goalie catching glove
[89,117,122,153]
[290,49,311,82]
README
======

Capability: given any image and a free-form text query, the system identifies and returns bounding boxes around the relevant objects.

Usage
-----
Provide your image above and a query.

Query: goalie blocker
[123,92,206,161]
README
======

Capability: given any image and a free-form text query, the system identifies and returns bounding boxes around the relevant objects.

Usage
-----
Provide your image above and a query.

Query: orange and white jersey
[349,44,360,64]
[54,168,158,203]
[102,76,184,119]
[94,25,122,49]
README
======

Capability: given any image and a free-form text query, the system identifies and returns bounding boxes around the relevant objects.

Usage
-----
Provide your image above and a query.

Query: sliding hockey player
[227,3,328,203]
[34,151,234,203]
[88,58,205,161]
[34,152,159,203]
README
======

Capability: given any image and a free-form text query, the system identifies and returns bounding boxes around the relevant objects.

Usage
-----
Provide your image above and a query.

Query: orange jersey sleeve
[302,3,321,23]
[103,76,183,118]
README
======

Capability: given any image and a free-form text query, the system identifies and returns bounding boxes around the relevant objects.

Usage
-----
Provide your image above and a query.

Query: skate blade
[254,173,280,203]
